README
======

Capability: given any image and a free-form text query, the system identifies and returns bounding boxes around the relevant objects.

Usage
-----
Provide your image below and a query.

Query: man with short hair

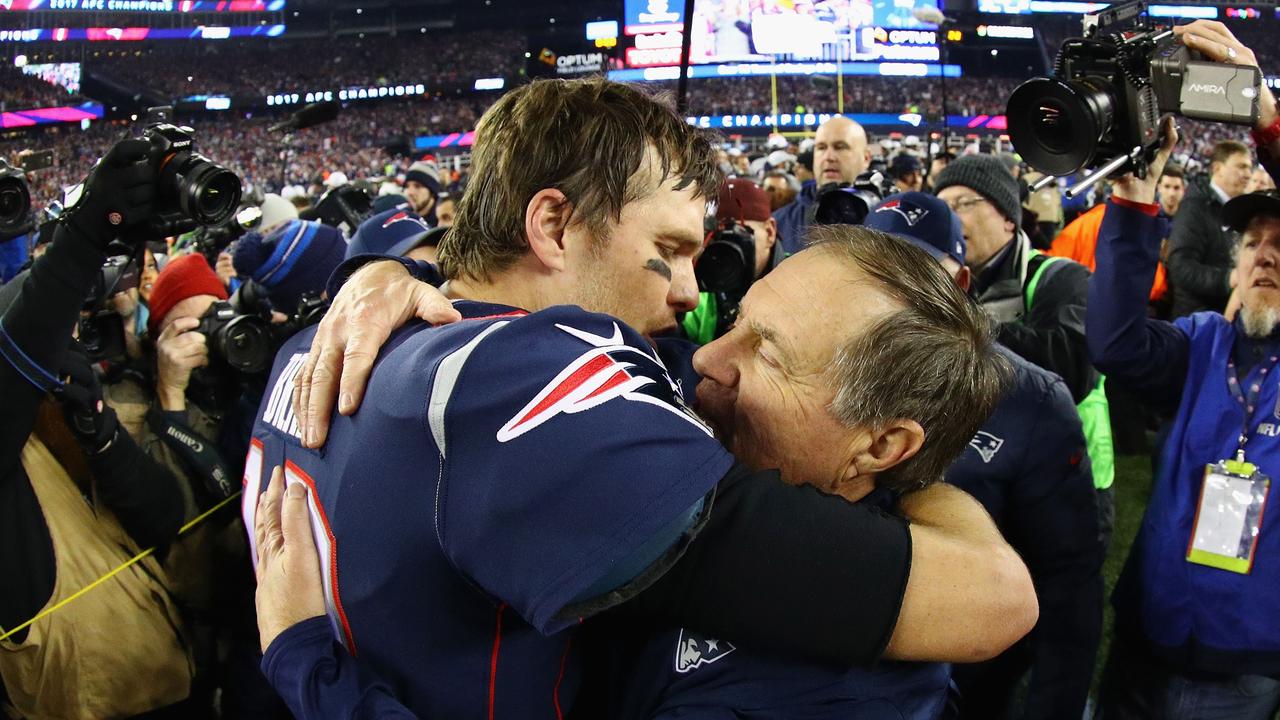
[1158,164,1187,218]
[1167,140,1255,317]
[774,116,871,253]
[247,78,1036,719]
[934,154,1115,543]
[434,195,456,227]
[761,170,797,211]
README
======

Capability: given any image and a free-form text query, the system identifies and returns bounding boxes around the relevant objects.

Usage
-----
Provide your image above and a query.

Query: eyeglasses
[946,196,989,214]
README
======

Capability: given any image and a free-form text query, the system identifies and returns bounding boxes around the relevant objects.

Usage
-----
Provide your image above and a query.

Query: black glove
[52,341,119,454]
[61,138,157,248]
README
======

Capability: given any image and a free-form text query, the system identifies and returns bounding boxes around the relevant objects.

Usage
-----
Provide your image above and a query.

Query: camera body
[0,158,33,241]
[139,109,243,237]
[194,300,273,375]
[79,254,140,362]
[231,279,329,343]
[1007,2,1260,178]
[697,221,758,300]
[811,171,894,227]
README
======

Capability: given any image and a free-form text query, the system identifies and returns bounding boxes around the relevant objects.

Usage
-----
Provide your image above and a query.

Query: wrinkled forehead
[743,250,899,363]
[1245,214,1280,243]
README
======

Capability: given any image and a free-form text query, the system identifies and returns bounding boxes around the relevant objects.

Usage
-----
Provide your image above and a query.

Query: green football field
[1091,454,1156,700]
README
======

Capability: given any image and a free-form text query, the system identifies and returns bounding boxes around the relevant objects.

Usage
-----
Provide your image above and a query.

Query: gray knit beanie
[933,154,1022,226]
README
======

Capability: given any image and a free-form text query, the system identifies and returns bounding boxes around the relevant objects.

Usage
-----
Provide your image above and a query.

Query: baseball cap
[864,192,966,267]
[715,178,772,224]
[346,207,432,259]
[1224,190,1280,232]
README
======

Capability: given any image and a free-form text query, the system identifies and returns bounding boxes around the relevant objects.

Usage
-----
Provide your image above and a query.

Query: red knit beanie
[147,253,228,337]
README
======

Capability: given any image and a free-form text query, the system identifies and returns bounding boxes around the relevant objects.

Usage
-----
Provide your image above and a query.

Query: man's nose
[669,257,700,314]
[692,332,740,389]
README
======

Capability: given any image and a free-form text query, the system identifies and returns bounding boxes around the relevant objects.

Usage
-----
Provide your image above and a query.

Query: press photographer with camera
[0,139,202,718]
[682,178,784,343]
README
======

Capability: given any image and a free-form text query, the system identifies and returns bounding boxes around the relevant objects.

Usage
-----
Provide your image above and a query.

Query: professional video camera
[0,158,33,241]
[1007,0,1261,196]
[810,171,894,227]
[193,299,273,375]
[138,107,244,237]
[79,253,139,362]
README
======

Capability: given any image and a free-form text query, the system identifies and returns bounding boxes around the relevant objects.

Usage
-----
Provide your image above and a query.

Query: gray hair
[805,225,1011,493]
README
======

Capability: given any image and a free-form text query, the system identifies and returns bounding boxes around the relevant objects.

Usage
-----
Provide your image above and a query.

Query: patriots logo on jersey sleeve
[876,199,929,226]
[968,431,1005,464]
[674,629,736,673]
[496,322,712,442]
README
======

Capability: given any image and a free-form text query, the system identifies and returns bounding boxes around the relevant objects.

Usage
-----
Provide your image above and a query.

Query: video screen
[20,62,81,96]
[687,0,939,64]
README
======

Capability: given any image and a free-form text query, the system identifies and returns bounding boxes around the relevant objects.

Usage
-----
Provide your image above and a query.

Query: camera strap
[146,405,236,504]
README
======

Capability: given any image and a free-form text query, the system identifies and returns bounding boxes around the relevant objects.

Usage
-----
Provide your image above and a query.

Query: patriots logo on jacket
[969,431,1005,464]
[382,211,428,231]
[675,629,736,673]
[497,323,713,442]
[876,199,928,226]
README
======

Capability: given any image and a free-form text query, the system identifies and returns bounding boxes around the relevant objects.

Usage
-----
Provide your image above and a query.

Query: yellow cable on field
[0,491,243,643]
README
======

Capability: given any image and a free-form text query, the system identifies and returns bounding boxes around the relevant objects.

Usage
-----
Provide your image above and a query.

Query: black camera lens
[167,152,242,226]
[0,171,32,237]
[698,240,753,295]
[210,315,272,375]
[1007,77,1115,176]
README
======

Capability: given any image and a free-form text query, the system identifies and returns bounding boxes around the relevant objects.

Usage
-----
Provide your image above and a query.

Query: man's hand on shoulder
[294,260,461,448]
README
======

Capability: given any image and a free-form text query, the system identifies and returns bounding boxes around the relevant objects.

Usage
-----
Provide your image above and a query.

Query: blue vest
[1123,311,1280,675]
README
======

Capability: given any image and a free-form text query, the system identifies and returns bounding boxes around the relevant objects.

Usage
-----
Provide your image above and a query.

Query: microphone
[268,100,341,133]
[911,6,951,25]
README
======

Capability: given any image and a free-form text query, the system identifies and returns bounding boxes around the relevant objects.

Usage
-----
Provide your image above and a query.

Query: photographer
[1091,21,1280,720]
[682,178,784,344]
[0,139,196,718]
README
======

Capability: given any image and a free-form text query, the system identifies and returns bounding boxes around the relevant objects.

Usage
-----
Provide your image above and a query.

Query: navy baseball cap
[865,192,966,267]
[346,207,432,259]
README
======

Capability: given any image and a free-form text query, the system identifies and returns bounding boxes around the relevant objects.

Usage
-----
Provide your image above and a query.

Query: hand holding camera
[156,317,209,412]
[61,139,158,246]
[1173,20,1278,132]
[63,110,242,250]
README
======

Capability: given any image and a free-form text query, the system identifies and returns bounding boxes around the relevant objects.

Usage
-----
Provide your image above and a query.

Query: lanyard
[1226,352,1280,463]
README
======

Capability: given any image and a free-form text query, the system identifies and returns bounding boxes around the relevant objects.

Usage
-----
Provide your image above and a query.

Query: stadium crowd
[4,12,1280,720]
[85,31,527,99]
[0,64,83,112]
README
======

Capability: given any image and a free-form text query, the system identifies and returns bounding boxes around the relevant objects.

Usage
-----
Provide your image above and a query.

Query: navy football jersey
[243,300,734,718]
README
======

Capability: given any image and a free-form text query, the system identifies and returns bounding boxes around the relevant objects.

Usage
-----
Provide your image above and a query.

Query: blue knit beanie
[232,219,346,309]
